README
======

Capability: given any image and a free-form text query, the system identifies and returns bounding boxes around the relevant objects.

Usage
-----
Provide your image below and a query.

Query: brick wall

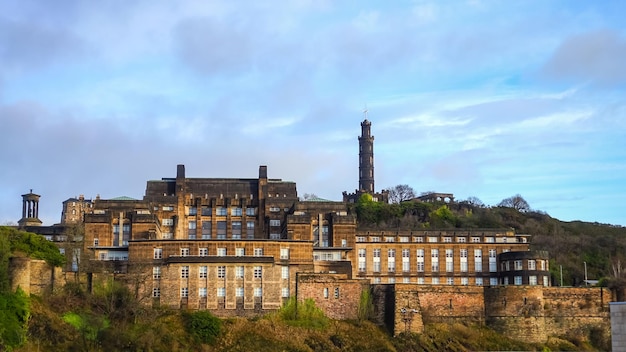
[379,284,611,344]
[297,273,368,320]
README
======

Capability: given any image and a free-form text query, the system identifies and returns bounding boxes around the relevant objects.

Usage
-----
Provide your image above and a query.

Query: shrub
[278,298,329,329]
[183,310,222,345]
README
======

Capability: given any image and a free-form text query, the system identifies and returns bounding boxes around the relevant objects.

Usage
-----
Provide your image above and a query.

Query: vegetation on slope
[0,226,66,351]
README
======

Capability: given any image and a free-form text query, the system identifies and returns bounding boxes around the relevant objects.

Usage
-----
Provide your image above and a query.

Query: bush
[183,310,222,345]
[0,288,30,351]
[278,298,329,329]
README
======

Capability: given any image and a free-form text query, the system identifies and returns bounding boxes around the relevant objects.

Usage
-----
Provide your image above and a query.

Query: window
[217,266,226,278]
[246,207,255,216]
[334,287,340,299]
[217,287,225,297]
[254,248,263,256]
[490,277,498,286]
[461,277,469,285]
[373,277,381,284]
[323,287,329,298]
[269,207,280,212]
[282,266,289,279]
[189,207,197,216]
[443,237,452,243]
[402,249,410,272]
[485,237,495,243]
[153,266,161,279]
[471,237,481,243]
[235,247,245,256]
[358,249,366,272]
[270,233,280,239]
[373,248,381,272]
[432,277,440,285]
[460,249,468,272]
[199,247,208,256]
[529,275,537,285]
[388,249,396,272]
[235,266,244,278]
[199,266,207,278]
[504,277,509,285]
[356,236,366,242]
[180,248,189,257]
[162,206,174,211]
[246,221,255,238]
[446,249,453,272]
[280,248,289,259]
[388,277,395,284]
[416,249,425,272]
[154,248,162,259]
[403,277,410,283]
[341,239,347,247]
[236,287,244,297]
[232,221,242,239]
[400,237,409,243]
[201,221,211,239]
[181,266,189,278]
[254,266,262,279]
[282,287,290,297]
[201,206,212,216]
[431,249,439,272]
[476,277,483,286]
[489,249,497,272]
[216,207,227,216]
[370,236,380,242]
[152,287,160,297]
[162,232,172,239]
[528,260,536,270]
[543,276,549,287]
[447,277,454,285]
[415,236,424,243]
[514,276,523,285]
[428,236,438,243]
[254,287,262,297]
[162,218,173,226]
[231,207,242,216]
[217,247,226,256]
[514,260,523,270]
[385,237,395,242]
[93,238,99,246]
[417,277,424,285]
[216,221,226,239]
[474,249,483,272]
[457,237,467,243]
[270,219,281,227]
[199,287,207,297]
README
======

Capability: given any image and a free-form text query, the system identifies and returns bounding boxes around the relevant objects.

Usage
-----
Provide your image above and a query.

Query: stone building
[61,195,93,224]
[343,117,389,204]
[353,229,533,286]
[18,189,43,227]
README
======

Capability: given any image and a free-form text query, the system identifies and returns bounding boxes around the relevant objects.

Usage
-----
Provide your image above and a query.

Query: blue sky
[1,0,625,226]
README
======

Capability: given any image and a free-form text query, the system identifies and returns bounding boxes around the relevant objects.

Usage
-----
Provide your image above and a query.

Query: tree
[301,193,319,201]
[464,196,485,207]
[387,184,416,204]
[498,194,530,212]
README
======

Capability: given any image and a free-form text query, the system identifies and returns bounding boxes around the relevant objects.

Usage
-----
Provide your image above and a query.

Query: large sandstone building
[14,118,610,345]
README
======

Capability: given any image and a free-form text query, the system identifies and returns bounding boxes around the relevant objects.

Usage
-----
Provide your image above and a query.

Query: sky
[1,0,625,227]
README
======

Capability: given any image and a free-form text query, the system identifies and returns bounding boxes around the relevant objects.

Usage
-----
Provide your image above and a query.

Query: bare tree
[498,194,531,212]
[301,193,318,201]
[388,185,416,203]
[464,196,485,207]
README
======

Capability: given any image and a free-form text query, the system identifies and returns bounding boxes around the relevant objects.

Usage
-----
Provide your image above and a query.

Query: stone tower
[358,119,374,193]
[18,189,43,227]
